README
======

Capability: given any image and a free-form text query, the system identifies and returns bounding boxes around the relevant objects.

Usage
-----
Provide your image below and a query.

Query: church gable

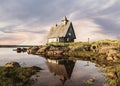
[47,16,76,43]
[66,23,76,39]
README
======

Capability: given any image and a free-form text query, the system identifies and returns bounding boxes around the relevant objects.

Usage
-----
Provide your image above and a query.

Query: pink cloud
[0,32,46,45]
[73,19,117,42]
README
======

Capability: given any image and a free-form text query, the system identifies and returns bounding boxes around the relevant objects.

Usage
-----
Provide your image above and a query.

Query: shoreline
[27,40,120,86]
[0,61,41,86]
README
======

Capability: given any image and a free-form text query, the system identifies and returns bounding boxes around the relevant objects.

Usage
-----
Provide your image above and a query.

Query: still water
[0,48,105,86]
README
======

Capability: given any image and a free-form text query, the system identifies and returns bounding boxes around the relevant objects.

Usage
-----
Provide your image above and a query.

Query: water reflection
[46,59,76,84]
[32,58,105,86]
[0,48,45,67]
[0,48,105,86]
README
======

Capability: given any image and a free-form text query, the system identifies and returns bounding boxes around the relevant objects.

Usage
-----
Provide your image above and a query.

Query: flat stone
[87,78,95,84]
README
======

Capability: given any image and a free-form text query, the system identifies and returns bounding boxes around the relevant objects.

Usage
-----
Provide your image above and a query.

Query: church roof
[47,21,72,38]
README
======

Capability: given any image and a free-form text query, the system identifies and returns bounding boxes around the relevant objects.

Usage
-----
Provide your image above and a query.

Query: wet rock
[54,51,63,55]
[95,64,101,67]
[27,46,39,54]
[47,51,54,56]
[86,78,95,84]
[23,48,27,52]
[36,46,48,55]
[4,61,21,68]
[107,72,118,79]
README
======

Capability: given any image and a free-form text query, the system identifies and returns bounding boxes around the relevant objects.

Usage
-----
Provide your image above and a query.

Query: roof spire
[62,16,68,21]
[61,16,69,25]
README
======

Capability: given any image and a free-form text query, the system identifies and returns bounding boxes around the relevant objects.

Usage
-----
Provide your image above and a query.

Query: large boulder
[4,61,21,68]
[36,46,48,54]
[54,50,63,55]
[107,72,118,79]
[46,51,54,56]
[27,46,39,54]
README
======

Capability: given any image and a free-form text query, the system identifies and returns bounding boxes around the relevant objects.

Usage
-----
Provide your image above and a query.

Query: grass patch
[64,51,98,58]
[0,66,41,86]
[105,65,120,86]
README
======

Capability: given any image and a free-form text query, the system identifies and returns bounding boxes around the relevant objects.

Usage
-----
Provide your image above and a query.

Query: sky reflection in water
[0,48,105,86]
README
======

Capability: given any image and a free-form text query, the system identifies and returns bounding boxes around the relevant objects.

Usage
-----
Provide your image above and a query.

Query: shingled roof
[48,16,75,39]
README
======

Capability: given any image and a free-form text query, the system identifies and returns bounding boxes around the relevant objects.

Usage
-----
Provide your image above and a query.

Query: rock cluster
[97,45,119,61]
[27,45,69,56]
[4,61,21,68]
[106,49,119,61]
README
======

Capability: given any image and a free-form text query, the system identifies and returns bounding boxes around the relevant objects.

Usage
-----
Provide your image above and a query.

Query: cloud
[0,32,47,45]
[94,18,120,38]
[0,0,120,44]
[73,19,117,42]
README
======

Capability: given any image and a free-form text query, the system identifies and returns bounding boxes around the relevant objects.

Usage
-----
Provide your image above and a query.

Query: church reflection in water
[46,58,76,84]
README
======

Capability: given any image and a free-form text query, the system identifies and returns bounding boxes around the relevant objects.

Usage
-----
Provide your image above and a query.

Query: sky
[0,0,120,45]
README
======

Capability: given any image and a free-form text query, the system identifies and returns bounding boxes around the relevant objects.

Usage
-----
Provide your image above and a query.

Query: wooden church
[47,16,76,43]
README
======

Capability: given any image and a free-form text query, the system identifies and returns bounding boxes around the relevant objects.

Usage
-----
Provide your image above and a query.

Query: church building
[47,16,76,43]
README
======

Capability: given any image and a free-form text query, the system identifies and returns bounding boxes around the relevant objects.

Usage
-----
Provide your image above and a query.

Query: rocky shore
[27,45,69,57]
[26,40,120,86]
[0,61,41,86]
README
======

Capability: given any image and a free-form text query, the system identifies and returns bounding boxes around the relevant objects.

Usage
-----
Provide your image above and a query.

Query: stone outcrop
[107,72,118,79]
[36,46,49,55]
[4,61,21,68]
[97,44,120,61]
[27,45,69,56]
[27,46,40,54]
[106,49,119,61]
